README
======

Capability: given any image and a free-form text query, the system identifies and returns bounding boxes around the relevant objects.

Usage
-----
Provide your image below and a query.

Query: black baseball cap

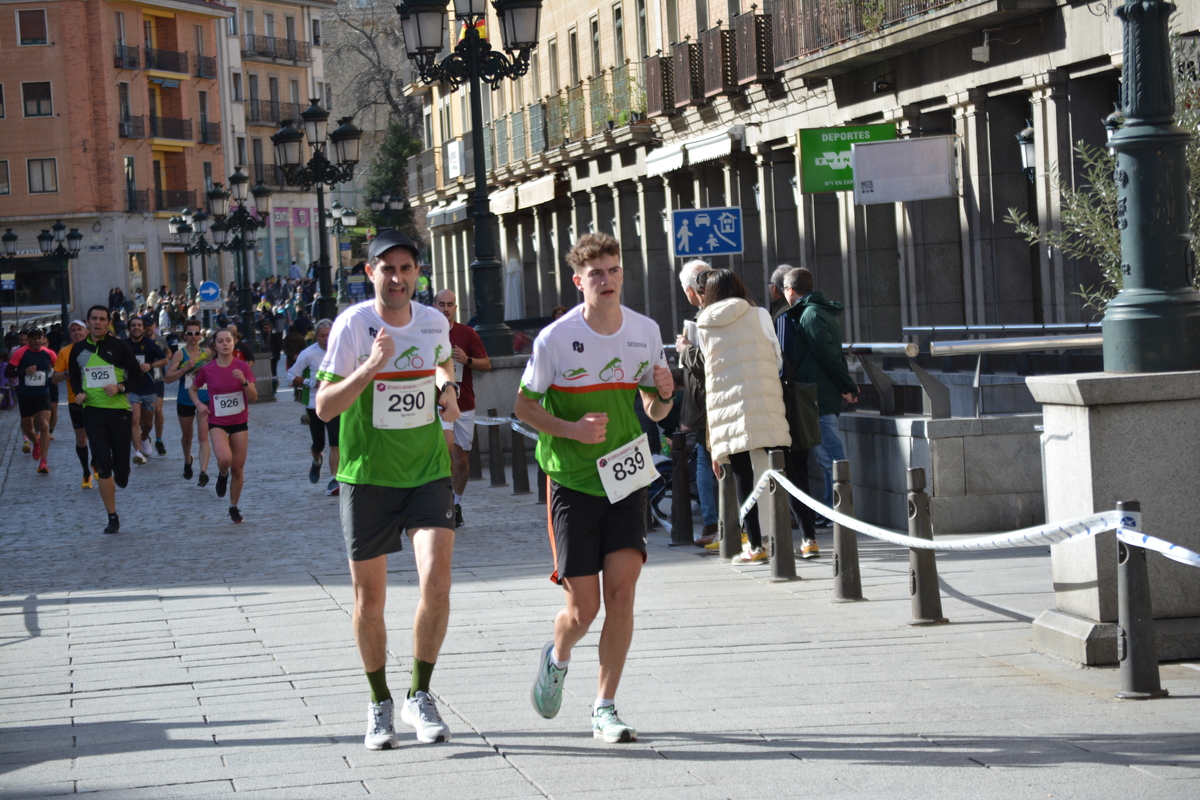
[367,230,421,263]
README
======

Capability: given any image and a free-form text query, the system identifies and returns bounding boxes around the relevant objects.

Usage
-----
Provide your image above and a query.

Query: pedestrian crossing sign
[671,207,743,258]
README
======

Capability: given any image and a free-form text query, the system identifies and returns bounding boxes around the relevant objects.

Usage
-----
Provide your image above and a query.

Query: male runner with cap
[315,229,462,748]
[125,316,169,464]
[6,327,57,475]
[515,232,674,743]
[432,290,490,527]
[53,320,96,488]
[69,305,144,534]
[288,319,340,494]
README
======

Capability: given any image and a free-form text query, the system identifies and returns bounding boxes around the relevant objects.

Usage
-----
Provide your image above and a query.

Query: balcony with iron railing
[566,84,586,141]
[148,116,193,141]
[242,35,312,64]
[199,121,221,145]
[114,44,139,70]
[195,54,217,79]
[495,117,509,168]
[767,0,1050,78]
[126,189,150,213]
[118,115,145,139]
[529,102,547,154]
[510,109,526,162]
[733,11,775,84]
[251,163,288,187]
[700,26,737,98]
[547,96,566,148]
[418,147,438,194]
[610,62,646,126]
[672,41,705,109]
[589,73,610,133]
[144,48,188,74]
[156,189,196,211]
[245,99,302,127]
[645,54,674,118]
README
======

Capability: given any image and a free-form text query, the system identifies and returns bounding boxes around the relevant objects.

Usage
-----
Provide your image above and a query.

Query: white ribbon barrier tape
[736,468,1200,565]
[473,415,540,441]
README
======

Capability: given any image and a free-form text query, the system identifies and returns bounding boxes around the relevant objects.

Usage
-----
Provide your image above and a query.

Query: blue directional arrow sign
[198,281,221,303]
[671,207,743,258]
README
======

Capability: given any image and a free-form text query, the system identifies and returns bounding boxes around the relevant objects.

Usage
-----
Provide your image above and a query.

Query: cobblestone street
[2,397,1199,799]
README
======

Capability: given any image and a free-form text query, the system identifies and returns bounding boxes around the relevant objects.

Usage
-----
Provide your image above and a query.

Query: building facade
[405,0,1198,339]
[0,0,232,313]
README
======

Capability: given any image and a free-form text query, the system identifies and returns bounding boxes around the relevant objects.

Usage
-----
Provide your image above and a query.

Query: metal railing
[156,189,195,211]
[733,10,775,84]
[495,117,510,167]
[528,102,547,153]
[250,163,287,186]
[610,61,644,126]
[929,334,1103,357]
[566,84,586,140]
[126,189,150,213]
[546,96,565,147]
[510,109,526,161]
[144,48,188,73]
[199,121,221,145]
[791,0,966,57]
[114,44,139,70]
[672,41,704,108]
[589,73,610,132]
[242,35,311,63]
[645,54,673,117]
[195,55,217,79]
[149,116,192,140]
[419,147,438,192]
[700,26,737,97]
[245,99,302,126]
[118,115,145,139]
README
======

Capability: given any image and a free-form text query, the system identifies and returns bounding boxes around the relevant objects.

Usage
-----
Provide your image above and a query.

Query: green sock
[410,658,435,696]
[366,667,390,704]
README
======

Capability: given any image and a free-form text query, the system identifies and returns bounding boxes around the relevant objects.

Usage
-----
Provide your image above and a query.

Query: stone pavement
[1,397,1199,799]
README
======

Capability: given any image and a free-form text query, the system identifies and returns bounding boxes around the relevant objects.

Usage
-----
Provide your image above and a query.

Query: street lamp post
[169,209,221,329]
[398,0,544,357]
[206,170,273,338]
[1104,0,1200,372]
[270,105,363,321]
[326,203,359,305]
[2,229,18,334]
[369,191,404,229]
[27,221,83,331]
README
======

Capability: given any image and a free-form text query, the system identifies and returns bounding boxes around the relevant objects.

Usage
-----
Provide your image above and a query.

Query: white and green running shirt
[520,305,667,497]
[317,300,453,488]
[288,341,326,409]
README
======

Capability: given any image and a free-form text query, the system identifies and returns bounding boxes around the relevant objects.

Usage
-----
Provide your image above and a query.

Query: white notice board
[850,136,958,205]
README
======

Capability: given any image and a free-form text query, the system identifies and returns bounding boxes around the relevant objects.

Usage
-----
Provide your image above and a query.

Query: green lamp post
[1103,0,1200,372]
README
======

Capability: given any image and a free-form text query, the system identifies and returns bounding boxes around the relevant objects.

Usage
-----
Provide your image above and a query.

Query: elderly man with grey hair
[674,259,719,545]
[768,264,793,322]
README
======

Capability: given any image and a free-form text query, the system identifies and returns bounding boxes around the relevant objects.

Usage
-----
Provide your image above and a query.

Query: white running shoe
[364,698,400,750]
[400,690,451,743]
[132,450,148,465]
[142,439,154,458]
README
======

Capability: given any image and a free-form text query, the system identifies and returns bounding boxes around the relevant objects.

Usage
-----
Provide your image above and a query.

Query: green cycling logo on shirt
[434,344,446,365]
[599,358,624,382]
[633,360,650,381]
[561,367,588,381]
[393,345,424,370]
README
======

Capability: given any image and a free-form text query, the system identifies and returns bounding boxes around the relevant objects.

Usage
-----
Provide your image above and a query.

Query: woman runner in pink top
[190,328,258,523]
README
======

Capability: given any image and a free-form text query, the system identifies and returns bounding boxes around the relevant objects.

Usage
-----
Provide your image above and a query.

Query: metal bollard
[487,408,508,487]
[1114,501,1168,700]
[510,425,531,495]
[907,467,948,626]
[536,465,547,505]
[718,465,742,560]
[468,425,483,481]
[765,450,798,581]
[831,460,864,603]
[670,432,693,545]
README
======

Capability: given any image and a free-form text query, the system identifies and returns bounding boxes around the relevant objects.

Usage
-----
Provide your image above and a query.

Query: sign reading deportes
[797,124,897,193]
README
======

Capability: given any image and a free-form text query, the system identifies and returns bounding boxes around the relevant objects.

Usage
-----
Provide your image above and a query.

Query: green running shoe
[530,642,568,719]
[591,705,637,743]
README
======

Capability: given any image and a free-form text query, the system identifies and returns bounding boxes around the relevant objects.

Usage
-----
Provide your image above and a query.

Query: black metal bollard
[536,465,547,505]
[831,460,864,603]
[487,408,507,487]
[718,465,742,560]
[765,450,798,581]
[510,424,531,495]
[670,432,693,545]
[907,467,948,626]
[1114,501,1169,700]
[468,425,483,481]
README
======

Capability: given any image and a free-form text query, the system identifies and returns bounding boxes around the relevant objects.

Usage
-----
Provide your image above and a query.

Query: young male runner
[315,230,462,749]
[6,327,57,475]
[52,320,96,488]
[146,317,170,455]
[287,319,340,495]
[514,232,674,743]
[433,290,490,527]
[68,306,143,534]
[125,316,169,464]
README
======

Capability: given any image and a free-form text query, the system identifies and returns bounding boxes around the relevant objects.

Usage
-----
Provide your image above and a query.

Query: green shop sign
[798,124,897,193]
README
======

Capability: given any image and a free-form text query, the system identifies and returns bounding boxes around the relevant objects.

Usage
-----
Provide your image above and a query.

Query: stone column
[1024,70,1072,324]
[952,88,990,326]
[756,147,776,302]
[532,205,547,317]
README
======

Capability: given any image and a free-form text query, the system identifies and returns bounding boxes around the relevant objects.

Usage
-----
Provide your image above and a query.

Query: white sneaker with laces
[364,698,400,750]
[400,690,451,743]
[141,439,154,458]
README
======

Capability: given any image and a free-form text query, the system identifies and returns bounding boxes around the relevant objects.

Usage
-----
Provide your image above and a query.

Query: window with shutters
[17,10,48,45]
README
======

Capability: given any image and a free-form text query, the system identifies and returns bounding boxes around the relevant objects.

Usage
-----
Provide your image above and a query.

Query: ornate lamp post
[30,221,83,330]
[169,208,222,327]
[270,104,363,320]
[397,0,544,356]
[206,170,273,338]
[1104,0,1200,372]
[369,190,404,229]
[326,203,359,305]
[1,229,15,333]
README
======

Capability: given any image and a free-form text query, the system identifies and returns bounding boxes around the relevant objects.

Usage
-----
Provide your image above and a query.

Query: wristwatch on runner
[440,381,460,398]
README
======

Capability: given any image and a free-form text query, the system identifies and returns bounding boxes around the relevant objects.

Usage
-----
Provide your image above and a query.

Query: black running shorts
[17,394,51,418]
[68,403,85,431]
[307,413,340,452]
[547,481,648,584]
[83,406,133,487]
[340,479,454,561]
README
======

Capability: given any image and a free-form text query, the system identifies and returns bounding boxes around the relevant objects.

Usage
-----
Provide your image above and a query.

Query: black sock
[76,446,90,476]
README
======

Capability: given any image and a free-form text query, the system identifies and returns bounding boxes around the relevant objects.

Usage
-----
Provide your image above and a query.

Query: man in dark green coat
[779,268,858,515]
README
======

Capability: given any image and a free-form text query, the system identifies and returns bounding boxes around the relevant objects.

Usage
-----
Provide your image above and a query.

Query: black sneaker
[198,471,209,488]
[309,458,322,484]
[216,472,228,498]
[228,506,243,523]
[103,514,120,535]
[183,458,194,480]
[454,504,464,529]
[155,440,167,456]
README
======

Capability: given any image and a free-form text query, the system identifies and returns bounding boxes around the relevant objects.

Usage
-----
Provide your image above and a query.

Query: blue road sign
[198,281,221,303]
[1,279,14,291]
[671,207,743,258]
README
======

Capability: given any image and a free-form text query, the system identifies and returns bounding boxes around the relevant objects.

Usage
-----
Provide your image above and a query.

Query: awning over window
[517,174,559,209]
[684,125,745,166]
[645,145,684,177]
[492,187,517,215]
